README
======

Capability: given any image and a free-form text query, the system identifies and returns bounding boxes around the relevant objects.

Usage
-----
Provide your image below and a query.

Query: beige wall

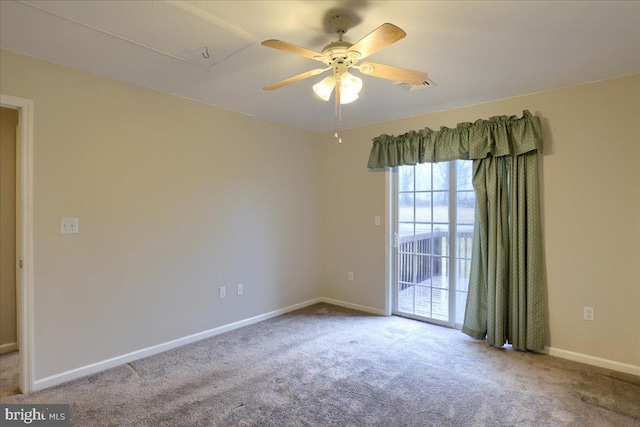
[0,49,323,379]
[320,75,640,367]
[1,47,638,382]
[0,107,18,350]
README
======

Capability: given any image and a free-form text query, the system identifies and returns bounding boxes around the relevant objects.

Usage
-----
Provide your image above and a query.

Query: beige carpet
[1,303,639,426]
[0,350,20,398]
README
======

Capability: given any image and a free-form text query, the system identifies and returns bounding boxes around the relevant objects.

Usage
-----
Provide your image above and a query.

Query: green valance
[367,110,543,169]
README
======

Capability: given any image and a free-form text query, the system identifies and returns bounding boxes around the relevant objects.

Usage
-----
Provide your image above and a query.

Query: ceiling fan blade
[261,39,324,60]
[358,62,428,86]
[347,23,406,59]
[264,68,330,91]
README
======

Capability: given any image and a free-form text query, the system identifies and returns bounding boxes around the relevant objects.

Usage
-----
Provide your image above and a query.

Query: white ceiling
[1,1,639,134]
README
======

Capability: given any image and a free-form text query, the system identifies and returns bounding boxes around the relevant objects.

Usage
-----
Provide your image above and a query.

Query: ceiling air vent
[394,78,436,92]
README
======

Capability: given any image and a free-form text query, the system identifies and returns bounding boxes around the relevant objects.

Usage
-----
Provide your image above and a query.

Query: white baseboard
[33,297,323,391]
[538,346,640,377]
[0,342,18,355]
[31,299,639,392]
[318,297,387,316]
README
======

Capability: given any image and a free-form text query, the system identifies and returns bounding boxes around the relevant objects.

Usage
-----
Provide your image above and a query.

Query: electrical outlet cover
[584,306,594,321]
[60,217,79,234]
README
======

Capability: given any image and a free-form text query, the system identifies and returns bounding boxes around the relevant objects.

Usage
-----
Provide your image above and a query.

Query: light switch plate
[60,217,79,234]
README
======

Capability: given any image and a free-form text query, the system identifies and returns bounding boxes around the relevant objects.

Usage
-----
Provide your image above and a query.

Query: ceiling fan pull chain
[335,82,339,117]
[333,88,340,143]
[333,105,342,143]
[334,75,343,143]
[334,128,342,144]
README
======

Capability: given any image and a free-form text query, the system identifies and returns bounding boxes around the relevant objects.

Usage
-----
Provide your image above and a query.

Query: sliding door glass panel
[395,160,474,328]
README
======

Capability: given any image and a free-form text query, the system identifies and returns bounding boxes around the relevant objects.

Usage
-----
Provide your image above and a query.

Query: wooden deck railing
[398,229,473,286]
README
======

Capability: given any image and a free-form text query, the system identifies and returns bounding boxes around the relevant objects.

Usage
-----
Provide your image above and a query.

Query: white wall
[0,49,323,380]
[320,75,640,368]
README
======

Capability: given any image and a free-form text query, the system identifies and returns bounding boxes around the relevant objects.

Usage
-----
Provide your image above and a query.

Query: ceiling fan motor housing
[321,14,363,72]
[320,40,361,71]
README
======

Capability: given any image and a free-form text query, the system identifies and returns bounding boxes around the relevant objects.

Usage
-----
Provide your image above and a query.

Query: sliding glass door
[394,161,474,328]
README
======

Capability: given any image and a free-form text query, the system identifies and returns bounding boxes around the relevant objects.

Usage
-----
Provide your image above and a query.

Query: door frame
[1,94,34,394]
[384,169,395,316]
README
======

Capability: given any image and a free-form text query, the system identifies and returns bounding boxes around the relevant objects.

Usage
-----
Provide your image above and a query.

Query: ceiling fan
[261,14,429,106]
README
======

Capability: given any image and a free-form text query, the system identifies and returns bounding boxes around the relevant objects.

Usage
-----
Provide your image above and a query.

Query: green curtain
[367,111,542,168]
[367,111,544,351]
[461,152,544,350]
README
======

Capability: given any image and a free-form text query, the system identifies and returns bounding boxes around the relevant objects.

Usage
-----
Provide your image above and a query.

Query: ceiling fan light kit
[338,72,363,104]
[262,14,428,141]
[313,71,362,104]
[312,76,335,101]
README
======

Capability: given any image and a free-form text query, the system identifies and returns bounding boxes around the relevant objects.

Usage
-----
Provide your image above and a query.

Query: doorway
[0,107,19,397]
[0,94,34,394]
